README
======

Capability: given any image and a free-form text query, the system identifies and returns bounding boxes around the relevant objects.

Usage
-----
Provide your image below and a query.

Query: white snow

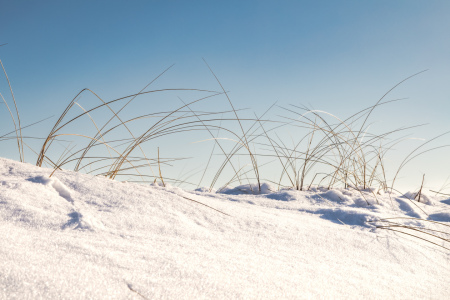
[1,157,449,299]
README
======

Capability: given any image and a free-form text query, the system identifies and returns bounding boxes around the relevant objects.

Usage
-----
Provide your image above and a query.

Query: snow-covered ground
[1,157,449,299]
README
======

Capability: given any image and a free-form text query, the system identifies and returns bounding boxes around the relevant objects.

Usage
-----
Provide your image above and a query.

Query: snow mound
[218,182,274,194]
[428,212,450,222]
[28,175,74,202]
[402,191,435,205]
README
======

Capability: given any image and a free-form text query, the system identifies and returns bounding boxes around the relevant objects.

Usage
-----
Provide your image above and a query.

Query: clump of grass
[35,86,229,183]
[244,71,448,201]
[272,102,417,193]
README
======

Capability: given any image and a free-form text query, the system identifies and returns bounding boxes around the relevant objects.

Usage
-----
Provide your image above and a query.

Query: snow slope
[1,157,449,299]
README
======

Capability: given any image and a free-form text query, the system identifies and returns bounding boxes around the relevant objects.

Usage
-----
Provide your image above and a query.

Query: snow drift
[1,157,449,299]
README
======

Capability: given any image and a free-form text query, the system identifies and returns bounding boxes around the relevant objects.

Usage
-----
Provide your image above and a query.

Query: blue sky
[1,0,450,190]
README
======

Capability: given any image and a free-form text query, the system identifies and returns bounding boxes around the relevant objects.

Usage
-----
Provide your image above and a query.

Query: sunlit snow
[1,157,449,299]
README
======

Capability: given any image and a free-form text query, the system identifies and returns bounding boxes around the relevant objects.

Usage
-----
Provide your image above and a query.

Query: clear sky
[1,0,450,191]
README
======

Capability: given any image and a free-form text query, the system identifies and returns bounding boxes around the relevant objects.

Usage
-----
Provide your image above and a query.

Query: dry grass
[369,217,450,251]
[0,58,24,162]
[1,61,447,195]
[1,60,449,251]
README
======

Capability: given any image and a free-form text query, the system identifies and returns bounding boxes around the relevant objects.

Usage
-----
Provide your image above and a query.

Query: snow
[1,157,449,299]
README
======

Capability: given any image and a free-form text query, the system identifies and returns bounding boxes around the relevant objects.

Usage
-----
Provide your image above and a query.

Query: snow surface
[1,157,449,299]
